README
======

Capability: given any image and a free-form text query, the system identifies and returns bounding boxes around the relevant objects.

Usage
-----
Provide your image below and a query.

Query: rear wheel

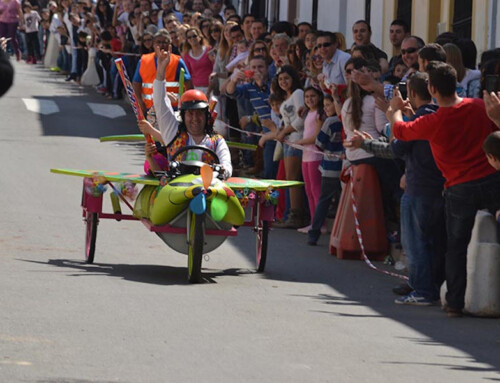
[256,220,269,272]
[187,212,204,283]
[85,212,98,264]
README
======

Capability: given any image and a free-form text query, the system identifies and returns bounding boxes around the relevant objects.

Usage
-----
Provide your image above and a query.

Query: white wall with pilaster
[297,0,312,24]
[279,0,289,21]
[344,0,365,48]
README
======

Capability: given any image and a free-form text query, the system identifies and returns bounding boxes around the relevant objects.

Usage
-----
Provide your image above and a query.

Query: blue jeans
[443,172,500,309]
[308,176,340,243]
[241,122,259,166]
[263,139,279,179]
[400,192,446,300]
[57,49,71,72]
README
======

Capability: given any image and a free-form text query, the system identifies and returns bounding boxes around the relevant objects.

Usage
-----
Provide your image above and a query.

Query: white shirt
[280,89,304,143]
[322,49,351,85]
[152,79,232,177]
[341,95,387,161]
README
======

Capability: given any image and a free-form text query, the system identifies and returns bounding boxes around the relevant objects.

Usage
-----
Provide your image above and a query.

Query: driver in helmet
[140,45,232,178]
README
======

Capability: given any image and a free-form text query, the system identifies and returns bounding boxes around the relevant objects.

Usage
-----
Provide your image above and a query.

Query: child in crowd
[293,86,324,233]
[393,59,408,80]
[39,8,50,57]
[308,93,344,245]
[259,92,284,179]
[483,131,500,224]
[384,56,407,85]
[76,31,89,79]
[483,131,500,170]
[225,39,249,72]
[304,30,317,51]
[22,3,41,64]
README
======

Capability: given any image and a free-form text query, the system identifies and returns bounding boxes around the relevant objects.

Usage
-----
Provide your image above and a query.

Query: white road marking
[87,103,126,119]
[22,98,60,115]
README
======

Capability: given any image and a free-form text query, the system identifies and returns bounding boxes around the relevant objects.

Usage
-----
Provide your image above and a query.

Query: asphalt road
[1,60,499,383]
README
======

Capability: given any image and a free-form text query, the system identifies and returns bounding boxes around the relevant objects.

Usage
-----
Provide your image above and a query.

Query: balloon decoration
[113,181,138,201]
[85,175,108,197]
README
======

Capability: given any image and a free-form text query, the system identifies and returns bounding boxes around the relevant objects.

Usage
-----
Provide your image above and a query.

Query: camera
[397,81,407,99]
[485,75,499,93]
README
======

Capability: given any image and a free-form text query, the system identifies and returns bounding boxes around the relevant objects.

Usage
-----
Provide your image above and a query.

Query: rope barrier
[347,166,408,280]
[218,118,344,160]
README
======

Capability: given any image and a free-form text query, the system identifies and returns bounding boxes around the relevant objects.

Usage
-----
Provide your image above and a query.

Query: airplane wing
[50,169,160,185]
[225,177,303,190]
[50,169,303,190]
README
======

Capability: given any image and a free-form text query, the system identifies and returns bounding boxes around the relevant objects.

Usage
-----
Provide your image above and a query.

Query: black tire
[85,212,98,264]
[187,212,204,283]
[256,220,269,272]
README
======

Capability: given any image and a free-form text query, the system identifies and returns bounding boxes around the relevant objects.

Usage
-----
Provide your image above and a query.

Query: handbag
[273,141,283,161]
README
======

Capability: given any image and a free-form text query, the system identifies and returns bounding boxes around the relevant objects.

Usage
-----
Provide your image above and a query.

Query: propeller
[200,164,213,189]
[210,196,228,221]
[189,193,206,215]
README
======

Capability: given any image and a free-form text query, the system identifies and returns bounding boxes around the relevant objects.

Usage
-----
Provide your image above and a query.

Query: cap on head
[180,89,209,110]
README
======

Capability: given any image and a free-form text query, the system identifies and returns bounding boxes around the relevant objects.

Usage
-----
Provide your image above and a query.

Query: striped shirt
[316,116,344,178]
[227,81,272,121]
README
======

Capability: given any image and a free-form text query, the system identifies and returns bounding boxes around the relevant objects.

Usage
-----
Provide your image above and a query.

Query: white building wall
[297,0,313,24]
[316,0,341,32]
[279,0,289,21]
[369,0,384,48]
[344,0,365,48]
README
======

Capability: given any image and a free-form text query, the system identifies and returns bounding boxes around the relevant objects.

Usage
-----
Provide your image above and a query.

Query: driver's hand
[145,142,157,157]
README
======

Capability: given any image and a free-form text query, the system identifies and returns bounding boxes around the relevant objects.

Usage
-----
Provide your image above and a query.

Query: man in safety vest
[132,28,193,116]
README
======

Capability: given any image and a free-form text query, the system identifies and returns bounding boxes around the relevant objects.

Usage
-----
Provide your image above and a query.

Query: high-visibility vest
[139,52,181,109]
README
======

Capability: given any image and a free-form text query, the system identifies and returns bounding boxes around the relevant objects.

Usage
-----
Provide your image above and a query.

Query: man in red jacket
[386,62,500,317]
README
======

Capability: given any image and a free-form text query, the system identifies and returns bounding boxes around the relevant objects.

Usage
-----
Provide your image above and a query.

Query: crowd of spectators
[2,0,500,317]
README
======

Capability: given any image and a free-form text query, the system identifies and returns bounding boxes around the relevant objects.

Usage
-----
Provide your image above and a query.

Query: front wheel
[256,220,269,272]
[187,212,204,283]
[85,212,98,264]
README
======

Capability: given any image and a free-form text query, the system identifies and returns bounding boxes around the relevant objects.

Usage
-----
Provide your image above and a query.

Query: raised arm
[153,45,179,145]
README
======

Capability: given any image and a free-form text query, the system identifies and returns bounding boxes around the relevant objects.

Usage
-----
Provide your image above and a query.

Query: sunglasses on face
[401,47,418,55]
[187,34,198,40]
[312,54,322,61]
[345,68,353,74]
[210,28,220,33]
[317,42,333,48]
[254,47,266,52]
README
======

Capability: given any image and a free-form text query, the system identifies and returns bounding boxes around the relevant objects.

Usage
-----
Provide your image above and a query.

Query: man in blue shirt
[226,55,277,177]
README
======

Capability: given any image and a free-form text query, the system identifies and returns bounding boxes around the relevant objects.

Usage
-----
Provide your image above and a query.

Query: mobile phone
[485,75,499,93]
[397,81,407,99]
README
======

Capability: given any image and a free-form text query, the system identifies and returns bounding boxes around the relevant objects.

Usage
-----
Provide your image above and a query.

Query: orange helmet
[180,89,209,110]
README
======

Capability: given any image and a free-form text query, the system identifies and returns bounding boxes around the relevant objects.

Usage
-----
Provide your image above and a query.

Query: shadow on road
[228,226,500,376]
[22,258,248,286]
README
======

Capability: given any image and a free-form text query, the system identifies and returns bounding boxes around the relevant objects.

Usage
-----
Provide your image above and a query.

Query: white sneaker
[297,225,311,234]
